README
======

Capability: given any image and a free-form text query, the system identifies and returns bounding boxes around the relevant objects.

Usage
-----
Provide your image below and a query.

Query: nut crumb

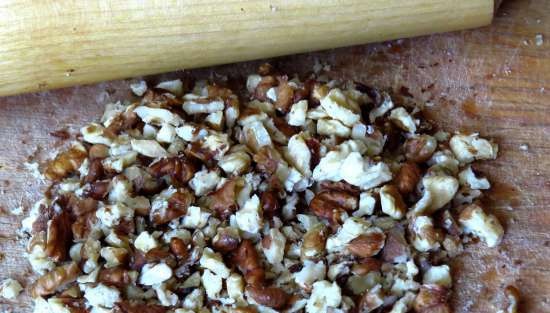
[535,34,544,46]
[519,143,529,151]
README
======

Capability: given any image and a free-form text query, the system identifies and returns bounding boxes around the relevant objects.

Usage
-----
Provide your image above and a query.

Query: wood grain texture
[0,0,548,312]
[0,0,494,96]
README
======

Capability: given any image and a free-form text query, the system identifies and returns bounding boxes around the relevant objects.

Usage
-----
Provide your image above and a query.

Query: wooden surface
[0,0,549,312]
[0,0,494,96]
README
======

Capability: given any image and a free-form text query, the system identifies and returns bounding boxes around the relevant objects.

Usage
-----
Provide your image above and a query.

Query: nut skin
[301,224,327,260]
[261,190,280,218]
[404,135,437,163]
[351,258,382,275]
[232,308,258,313]
[347,231,386,258]
[115,301,167,313]
[212,229,240,253]
[31,262,81,298]
[274,80,295,113]
[356,289,384,313]
[246,285,290,309]
[396,162,422,194]
[309,190,358,224]
[382,226,411,263]
[84,180,110,200]
[414,284,450,313]
[305,137,321,169]
[380,185,407,219]
[85,159,105,183]
[72,213,98,241]
[152,188,194,225]
[148,155,196,186]
[46,210,73,262]
[233,239,264,286]
[104,110,139,137]
[272,116,299,137]
[208,178,243,220]
[89,144,109,159]
[45,144,87,181]
[169,237,189,259]
[319,181,361,195]
[98,266,132,288]
[253,147,279,175]
[254,76,277,101]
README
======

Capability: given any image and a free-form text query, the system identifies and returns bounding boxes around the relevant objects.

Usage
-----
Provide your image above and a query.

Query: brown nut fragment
[72,213,98,241]
[356,286,384,313]
[149,156,197,186]
[272,116,299,137]
[208,178,243,220]
[46,210,73,262]
[114,219,136,235]
[145,247,173,263]
[31,262,81,297]
[232,308,258,313]
[45,144,87,181]
[261,191,280,218]
[347,231,386,258]
[319,181,361,195]
[436,210,462,237]
[351,258,382,275]
[115,301,167,313]
[152,188,194,224]
[254,76,278,101]
[305,137,321,169]
[253,147,280,175]
[31,204,54,235]
[395,162,422,194]
[309,190,358,224]
[409,216,444,252]
[233,239,264,286]
[274,80,295,113]
[104,110,139,137]
[293,79,314,104]
[98,267,132,288]
[84,159,105,183]
[58,285,82,298]
[54,297,89,313]
[246,285,290,309]
[404,135,438,163]
[212,228,241,253]
[84,180,110,200]
[380,185,407,220]
[414,284,450,313]
[88,144,109,160]
[311,83,329,103]
[169,237,189,259]
[301,223,327,260]
[382,226,411,263]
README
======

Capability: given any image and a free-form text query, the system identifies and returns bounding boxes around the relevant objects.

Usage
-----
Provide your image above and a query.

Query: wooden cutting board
[0,0,548,312]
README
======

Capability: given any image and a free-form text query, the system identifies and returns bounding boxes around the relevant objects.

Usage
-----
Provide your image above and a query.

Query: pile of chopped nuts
[22,64,505,313]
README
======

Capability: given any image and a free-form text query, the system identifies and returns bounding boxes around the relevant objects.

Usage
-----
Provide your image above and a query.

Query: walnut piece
[31,262,81,297]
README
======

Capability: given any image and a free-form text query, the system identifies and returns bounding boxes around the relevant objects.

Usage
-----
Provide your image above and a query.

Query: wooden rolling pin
[0,0,496,96]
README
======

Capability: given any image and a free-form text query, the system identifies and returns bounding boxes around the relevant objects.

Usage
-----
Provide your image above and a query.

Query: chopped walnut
[458,203,504,247]
[24,65,506,313]
[45,143,87,181]
[31,262,81,297]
